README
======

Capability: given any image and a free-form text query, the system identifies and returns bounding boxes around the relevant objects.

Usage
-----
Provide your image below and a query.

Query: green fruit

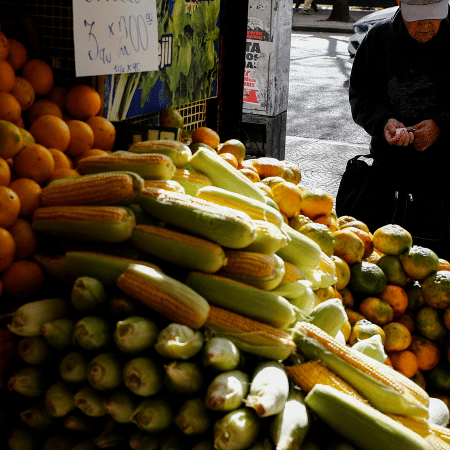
[348,261,387,297]
[159,108,184,129]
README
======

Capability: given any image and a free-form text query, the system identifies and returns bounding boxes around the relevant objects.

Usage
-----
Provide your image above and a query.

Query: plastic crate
[241,111,286,160]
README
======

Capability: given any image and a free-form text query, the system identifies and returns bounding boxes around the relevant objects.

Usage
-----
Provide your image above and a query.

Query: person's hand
[384,118,415,146]
[410,120,440,152]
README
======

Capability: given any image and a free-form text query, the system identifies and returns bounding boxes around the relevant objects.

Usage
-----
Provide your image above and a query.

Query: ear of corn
[138,188,257,249]
[130,224,228,274]
[76,151,176,180]
[205,370,250,411]
[245,361,290,418]
[270,280,310,299]
[269,387,311,450]
[305,384,434,450]
[186,271,296,330]
[285,360,369,404]
[293,322,429,418]
[116,263,210,330]
[305,298,348,338]
[242,220,288,255]
[205,305,296,361]
[143,179,185,194]
[63,251,163,286]
[172,168,213,196]
[196,185,284,228]
[128,140,192,168]
[189,148,267,203]
[276,223,322,272]
[218,251,285,290]
[40,171,144,206]
[32,206,136,243]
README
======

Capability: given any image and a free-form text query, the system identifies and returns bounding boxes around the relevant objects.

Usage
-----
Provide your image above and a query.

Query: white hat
[400,0,448,22]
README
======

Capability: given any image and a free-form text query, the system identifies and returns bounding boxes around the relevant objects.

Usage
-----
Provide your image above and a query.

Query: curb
[292,25,354,33]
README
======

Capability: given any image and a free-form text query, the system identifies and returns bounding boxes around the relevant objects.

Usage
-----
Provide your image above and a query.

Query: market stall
[1,1,450,449]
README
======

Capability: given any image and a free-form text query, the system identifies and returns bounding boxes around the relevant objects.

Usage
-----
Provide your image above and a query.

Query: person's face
[404,18,442,42]
[396,0,443,43]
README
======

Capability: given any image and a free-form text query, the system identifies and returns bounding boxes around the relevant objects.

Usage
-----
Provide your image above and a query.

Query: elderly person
[345,0,450,254]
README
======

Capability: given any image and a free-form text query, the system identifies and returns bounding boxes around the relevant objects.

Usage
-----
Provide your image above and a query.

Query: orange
[85,116,116,151]
[438,259,450,272]
[65,120,94,157]
[218,139,246,165]
[29,114,71,152]
[364,248,384,264]
[379,284,409,317]
[348,318,386,346]
[349,261,387,297]
[332,255,351,291]
[239,167,260,182]
[0,157,11,186]
[27,99,62,124]
[345,307,366,325]
[405,280,425,312]
[48,86,68,112]
[18,127,35,146]
[376,254,408,288]
[388,350,419,378]
[10,76,35,111]
[13,143,55,184]
[6,39,28,72]
[21,59,54,96]
[339,219,371,234]
[344,226,373,259]
[409,335,441,371]
[444,306,450,330]
[0,31,10,59]
[0,186,20,228]
[47,148,74,170]
[395,311,416,334]
[48,168,81,183]
[1,260,45,300]
[333,228,365,265]
[65,84,102,120]
[8,177,42,218]
[298,222,335,257]
[159,107,184,128]
[300,188,334,220]
[314,213,339,232]
[372,224,413,256]
[74,148,109,165]
[382,321,412,352]
[415,305,447,341]
[0,227,16,272]
[422,270,450,309]
[0,92,22,124]
[427,364,450,393]
[400,245,440,281]
[8,218,38,260]
[0,119,23,159]
[271,181,304,218]
[410,370,427,390]
[0,59,15,93]
[219,152,239,169]
[191,126,220,149]
[339,287,354,308]
[359,296,394,326]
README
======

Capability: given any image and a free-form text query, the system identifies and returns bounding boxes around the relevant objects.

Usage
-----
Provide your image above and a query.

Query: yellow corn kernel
[205,305,296,361]
[33,205,131,223]
[40,172,142,206]
[285,361,368,404]
[143,179,185,194]
[295,322,429,407]
[283,261,306,283]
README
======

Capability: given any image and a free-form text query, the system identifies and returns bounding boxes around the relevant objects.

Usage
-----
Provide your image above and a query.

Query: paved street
[284,30,371,200]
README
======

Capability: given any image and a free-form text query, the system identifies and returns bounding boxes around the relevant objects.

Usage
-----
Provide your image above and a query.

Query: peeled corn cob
[196,185,285,228]
[243,220,288,255]
[305,384,435,450]
[186,271,296,329]
[218,251,285,290]
[128,139,192,167]
[130,224,228,273]
[285,360,368,403]
[40,172,144,206]
[293,321,429,417]
[32,206,136,243]
[117,263,210,330]
[204,305,296,361]
[76,151,176,180]
[172,168,213,196]
[143,179,185,194]
[138,187,257,249]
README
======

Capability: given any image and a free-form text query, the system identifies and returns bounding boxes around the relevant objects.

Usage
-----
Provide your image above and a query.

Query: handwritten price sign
[73,0,158,77]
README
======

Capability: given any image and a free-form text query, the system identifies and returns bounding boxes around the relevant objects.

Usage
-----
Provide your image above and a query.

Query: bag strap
[350,153,372,161]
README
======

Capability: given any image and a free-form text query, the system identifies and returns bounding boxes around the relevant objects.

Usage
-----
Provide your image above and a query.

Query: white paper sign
[73,0,159,77]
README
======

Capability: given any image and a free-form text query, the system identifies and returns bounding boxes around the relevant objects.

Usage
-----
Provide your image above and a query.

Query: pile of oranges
[0,29,116,306]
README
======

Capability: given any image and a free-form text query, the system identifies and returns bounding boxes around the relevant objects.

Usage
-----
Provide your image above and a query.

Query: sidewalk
[292,5,377,33]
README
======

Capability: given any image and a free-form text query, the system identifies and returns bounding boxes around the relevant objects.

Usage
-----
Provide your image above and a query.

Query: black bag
[335,154,450,256]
